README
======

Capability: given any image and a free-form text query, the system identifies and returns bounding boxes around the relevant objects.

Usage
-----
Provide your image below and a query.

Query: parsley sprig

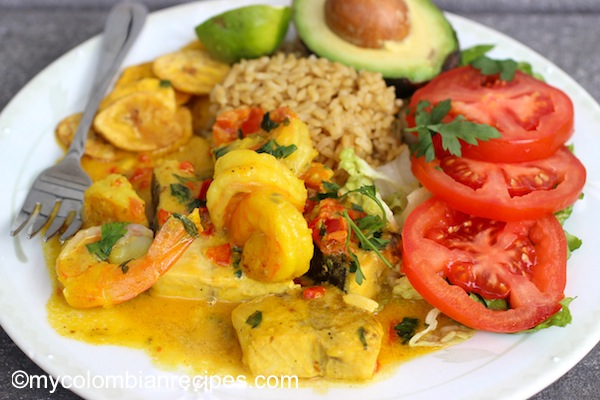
[406,99,501,162]
[314,182,394,285]
[393,317,419,344]
[460,43,543,81]
[316,183,388,225]
[86,222,129,261]
[172,213,200,238]
[342,211,392,269]
[256,138,297,159]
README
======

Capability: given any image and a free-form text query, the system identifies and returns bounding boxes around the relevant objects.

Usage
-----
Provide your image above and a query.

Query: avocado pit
[324,0,411,49]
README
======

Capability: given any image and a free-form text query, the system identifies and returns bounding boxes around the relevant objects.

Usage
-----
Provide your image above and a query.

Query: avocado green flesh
[195,5,292,64]
[292,0,459,84]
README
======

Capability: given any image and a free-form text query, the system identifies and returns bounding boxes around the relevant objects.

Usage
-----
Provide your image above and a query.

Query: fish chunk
[231,286,383,380]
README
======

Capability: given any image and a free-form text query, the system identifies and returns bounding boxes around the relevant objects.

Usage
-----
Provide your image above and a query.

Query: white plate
[1,1,599,399]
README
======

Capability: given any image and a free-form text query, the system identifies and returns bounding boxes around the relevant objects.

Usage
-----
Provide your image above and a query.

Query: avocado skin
[292,0,460,98]
[386,49,462,98]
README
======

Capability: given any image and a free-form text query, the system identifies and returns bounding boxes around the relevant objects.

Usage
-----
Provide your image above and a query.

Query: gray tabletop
[1,1,599,399]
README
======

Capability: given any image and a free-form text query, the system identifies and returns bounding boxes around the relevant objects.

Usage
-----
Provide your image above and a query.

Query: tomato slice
[401,197,567,333]
[407,66,574,162]
[411,146,586,221]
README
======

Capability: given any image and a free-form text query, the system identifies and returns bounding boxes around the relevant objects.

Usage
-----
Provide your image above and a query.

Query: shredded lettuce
[408,308,474,347]
[554,199,584,258]
[338,148,396,227]
[520,297,575,333]
[392,276,423,300]
[338,147,422,230]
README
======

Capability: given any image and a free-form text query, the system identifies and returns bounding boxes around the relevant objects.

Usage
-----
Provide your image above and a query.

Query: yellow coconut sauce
[43,134,443,385]
[45,237,436,383]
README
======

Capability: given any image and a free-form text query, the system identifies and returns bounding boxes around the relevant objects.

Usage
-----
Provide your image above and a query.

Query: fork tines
[11,158,91,242]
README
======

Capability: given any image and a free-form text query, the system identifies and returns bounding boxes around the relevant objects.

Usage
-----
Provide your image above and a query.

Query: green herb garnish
[342,185,388,225]
[343,215,366,285]
[86,222,129,261]
[342,210,393,269]
[357,326,368,349]
[212,145,230,159]
[393,317,419,344]
[170,183,191,203]
[246,310,263,328]
[460,44,544,81]
[406,99,501,162]
[172,213,199,238]
[256,138,297,159]
[232,246,243,278]
[315,181,341,201]
[347,248,365,285]
[471,56,518,81]
[460,44,495,65]
[260,112,279,132]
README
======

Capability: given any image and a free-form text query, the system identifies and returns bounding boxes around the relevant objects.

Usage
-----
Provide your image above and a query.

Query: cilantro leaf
[428,98,451,124]
[356,215,389,250]
[461,44,544,81]
[86,222,129,261]
[170,183,191,203]
[357,326,368,349]
[429,115,502,157]
[460,44,495,66]
[260,112,279,132]
[212,145,230,159]
[342,210,393,270]
[341,184,388,225]
[256,139,297,159]
[393,317,419,344]
[245,310,263,328]
[172,213,199,238]
[471,56,518,81]
[347,248,365,285]
[406,99,501,162]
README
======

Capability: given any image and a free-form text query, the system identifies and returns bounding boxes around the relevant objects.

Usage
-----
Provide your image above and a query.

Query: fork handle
[65,1,148,161]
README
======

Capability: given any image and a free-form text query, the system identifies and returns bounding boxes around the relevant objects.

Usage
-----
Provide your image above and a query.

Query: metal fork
[10,1,147,242]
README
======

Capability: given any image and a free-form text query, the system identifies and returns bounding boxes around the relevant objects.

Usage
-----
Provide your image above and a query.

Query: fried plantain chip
[114,62,156,88]
[148,106,194,156]
[99,77,178,111]
[55,113,129,161]
[94,92,189,152]
[113,65,191,106]
[152,48,230,95]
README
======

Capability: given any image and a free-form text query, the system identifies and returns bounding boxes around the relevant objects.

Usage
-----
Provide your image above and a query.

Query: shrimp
[227,190,313,282]
[206,149,307,231]
[206,149,312,282]
[56,210,201,308]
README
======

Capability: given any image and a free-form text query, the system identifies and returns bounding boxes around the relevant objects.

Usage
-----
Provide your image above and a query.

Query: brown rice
[209,52,404,167]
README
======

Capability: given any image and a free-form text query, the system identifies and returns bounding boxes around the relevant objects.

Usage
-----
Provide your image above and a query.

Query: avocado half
[292,0,460,97]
